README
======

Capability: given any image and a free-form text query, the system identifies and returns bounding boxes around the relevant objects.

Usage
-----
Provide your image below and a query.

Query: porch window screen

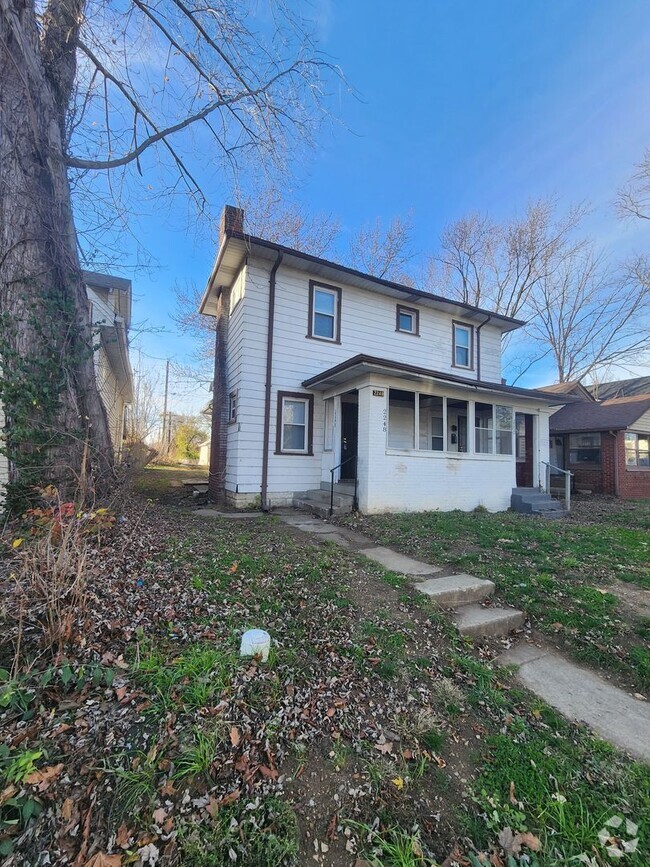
[625,432,650,467]
[495,405,513,455]
[569,432,601,465]
[388,389,415,449]
[475,402,493,453]
[446,398,468,452]
[419,395,444,450]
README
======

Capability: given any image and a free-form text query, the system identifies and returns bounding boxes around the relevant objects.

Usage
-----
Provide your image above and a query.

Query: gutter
[475,314,492,381]
[260,252,283,511]
[610,430,620,497]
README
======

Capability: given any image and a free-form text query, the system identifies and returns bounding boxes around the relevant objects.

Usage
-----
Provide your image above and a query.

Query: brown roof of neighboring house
[550,394,650,433]
[540,381,594,401]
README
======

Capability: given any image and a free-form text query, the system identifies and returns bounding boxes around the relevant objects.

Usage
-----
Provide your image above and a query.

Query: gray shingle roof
[550,394,650,433]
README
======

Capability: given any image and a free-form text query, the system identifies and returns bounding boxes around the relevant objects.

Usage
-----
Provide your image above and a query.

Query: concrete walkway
[499,643,650,762]
[278,510,650,762]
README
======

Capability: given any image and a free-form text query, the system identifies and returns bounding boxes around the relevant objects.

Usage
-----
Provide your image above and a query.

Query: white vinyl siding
[224,260,509,501]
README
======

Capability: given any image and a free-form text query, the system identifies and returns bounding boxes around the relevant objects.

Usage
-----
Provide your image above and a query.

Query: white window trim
[279,394,311,455]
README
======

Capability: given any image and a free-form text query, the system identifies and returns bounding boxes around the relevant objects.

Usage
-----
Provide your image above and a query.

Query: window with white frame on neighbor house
[309,283,340,341]
[625,432,650,467]
[278,394,311,454]
[453,322,473,368]
[228,391,238,423]
[569,432,601,465]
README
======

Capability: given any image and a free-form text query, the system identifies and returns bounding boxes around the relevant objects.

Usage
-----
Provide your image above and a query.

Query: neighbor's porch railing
[329,455,358,516]
[541,461,574,513]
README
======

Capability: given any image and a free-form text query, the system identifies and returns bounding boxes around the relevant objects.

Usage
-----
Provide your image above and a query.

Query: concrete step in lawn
[293,487,354,518]
[416,574,495,606]
[453,603,526,639]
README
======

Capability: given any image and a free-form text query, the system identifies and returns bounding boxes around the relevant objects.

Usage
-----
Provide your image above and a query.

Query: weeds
[179,796,298,866]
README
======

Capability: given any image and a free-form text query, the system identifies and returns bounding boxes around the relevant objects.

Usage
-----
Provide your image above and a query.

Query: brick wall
[569,431,650,498]
[617,431,650,499]
[569,432,617,495]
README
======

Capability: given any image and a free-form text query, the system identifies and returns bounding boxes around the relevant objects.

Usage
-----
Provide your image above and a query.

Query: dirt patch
[604,580,650,619]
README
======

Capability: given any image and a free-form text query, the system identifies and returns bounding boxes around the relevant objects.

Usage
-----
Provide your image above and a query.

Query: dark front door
[515,413,534,487]
[340,402,358,480]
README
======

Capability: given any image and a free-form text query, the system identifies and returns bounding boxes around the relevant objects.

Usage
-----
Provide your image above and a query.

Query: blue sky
[114,0,650,414]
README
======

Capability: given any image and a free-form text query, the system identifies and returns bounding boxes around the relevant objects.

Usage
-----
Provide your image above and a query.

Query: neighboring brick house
[0,271,133,503]
[545,386,650,498]
[199,206,566,513]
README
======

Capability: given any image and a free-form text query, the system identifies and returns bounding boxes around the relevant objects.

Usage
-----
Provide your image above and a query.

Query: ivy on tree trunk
[0,0,113,510]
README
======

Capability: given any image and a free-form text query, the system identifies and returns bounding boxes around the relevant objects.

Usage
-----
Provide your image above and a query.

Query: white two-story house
[200,206,564,514]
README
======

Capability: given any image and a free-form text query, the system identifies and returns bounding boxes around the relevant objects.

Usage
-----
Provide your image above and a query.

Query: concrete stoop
[293,484,355,518]
[511,487,568,519]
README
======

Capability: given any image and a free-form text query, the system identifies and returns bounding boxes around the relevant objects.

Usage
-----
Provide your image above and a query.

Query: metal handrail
[541,460,574,512]
[329,455,358,516]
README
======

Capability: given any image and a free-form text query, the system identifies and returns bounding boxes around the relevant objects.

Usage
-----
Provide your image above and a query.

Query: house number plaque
[373,389,385,397]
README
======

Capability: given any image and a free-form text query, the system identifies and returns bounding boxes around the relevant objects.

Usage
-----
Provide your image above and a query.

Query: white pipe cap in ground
[239,628,271,662]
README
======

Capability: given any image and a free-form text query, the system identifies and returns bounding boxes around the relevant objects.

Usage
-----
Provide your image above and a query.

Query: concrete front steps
[293,482,355,518]
[511,487,568,519]
[415,572,525,639]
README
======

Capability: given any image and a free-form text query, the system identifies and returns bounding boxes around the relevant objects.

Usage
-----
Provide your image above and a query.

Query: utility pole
[161,359,170,447]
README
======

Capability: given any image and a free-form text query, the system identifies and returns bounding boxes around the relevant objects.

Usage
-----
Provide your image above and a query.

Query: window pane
[496,430,513,455]
[570,433,602,448]
[455,327,470,348]
[389,389,415,448]
[314,289,336,315]
[313,312,334,339]
[496,405,513,430]
[475,402,493,454]
[324,399,333,451]
[447,398,468,452]
[399,311,414,332]
[284,399,306,425]
[419,395,443,450]
[625,448,637,467]
[283,424,305,450]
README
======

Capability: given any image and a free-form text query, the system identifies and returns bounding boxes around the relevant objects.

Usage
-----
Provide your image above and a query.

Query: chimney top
[220,204,244,245]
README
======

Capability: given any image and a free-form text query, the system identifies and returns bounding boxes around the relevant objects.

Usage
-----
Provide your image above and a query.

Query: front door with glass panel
[340,402,358,480]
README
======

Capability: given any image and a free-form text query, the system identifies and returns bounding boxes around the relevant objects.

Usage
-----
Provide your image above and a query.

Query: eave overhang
[302,355,572,405]
[199,232,526,332]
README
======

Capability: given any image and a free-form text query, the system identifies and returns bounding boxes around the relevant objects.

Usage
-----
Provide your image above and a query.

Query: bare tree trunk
[0,0,113,506]
[208,287,230,506]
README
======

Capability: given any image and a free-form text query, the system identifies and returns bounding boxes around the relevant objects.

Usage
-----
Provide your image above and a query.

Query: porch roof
[302,354,569,404]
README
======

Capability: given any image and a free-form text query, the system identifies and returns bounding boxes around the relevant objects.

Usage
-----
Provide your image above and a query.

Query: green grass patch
[343,509,650,691]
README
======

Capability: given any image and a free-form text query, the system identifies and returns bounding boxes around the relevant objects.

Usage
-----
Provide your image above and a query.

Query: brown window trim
[307,280,342,344]
[228,390,238,424]
[275,391,314,456]
[396,304,420,336]
[451,320,475,370]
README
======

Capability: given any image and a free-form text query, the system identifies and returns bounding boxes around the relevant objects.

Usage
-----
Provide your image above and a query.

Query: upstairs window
[309,281,341,342]
[625,432,650,467]
[396,304,419,335]
[453,322,473,369]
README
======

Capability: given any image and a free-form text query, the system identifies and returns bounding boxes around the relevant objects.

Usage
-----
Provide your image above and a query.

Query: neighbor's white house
[200,206,566,514]
[0,271,133,502]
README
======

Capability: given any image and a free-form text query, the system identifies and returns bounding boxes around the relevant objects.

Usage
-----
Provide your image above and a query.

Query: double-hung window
[453,322,473,369]
[569,432,601,465]
[625,432,650,467]
[276,392,313,455]
[309,281,341,342]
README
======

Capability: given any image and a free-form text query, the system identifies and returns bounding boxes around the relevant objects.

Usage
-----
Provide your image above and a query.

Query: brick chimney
[219,204,244,245]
